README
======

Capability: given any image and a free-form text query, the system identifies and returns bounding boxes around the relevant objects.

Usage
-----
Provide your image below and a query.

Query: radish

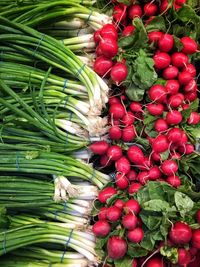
[124,199,141,214]
[168,93,184,108]
[175,0,186,5]
[158,34,174,52]
[98,187,117,203]
[182,63,196,77]
[178,70,193,85]
[111,62,128,85]
[127,169,137,181]
[183,79,197,93]
[129,182,142,194]
[146,256,166,267]
[196,210,200,223]
[99,37,118,58]
[179,144,194,155]
[165,79,180,95]
[122,125,136,142]
[116,173,129,189]
[127,146,145,165]
[132,259,138,267]
[178,248,191,266]
[152,135,169,153]
[161,160,178,175]
[170,151,181,160]
[122,213,138,230]
[98,207,108,220]
[181,36,198,54]
[144,2,158,16]
[128,4,143,20]
[109,103,125,119]
[182,103,190,110]
[100,155,113,167]
[153,52,171,69]
[107,236,127,259]
[122,25,135,36]
[94,56,113,77]
[189,247,198,256]
[116,156,131,175]
[152,151,161,162]
[113,5,127,23]
[169,221,192,245]
[149,166,161,180]
[107,145,123,161]
[101,24,118,40]
[127,227,144,243]
[192,229,200,249]
[166,110,183,125]
[130,102,143,113]
[114,199,124,210]
[162,65,179,79]
[107,206,121,222]
[187,112,200,125]
[154,118,168,132]
[160,0,172,13]
[109,125,122,140]
[167,128,182,143]
[147,103,164,116]
[90,141,109,155]
[149,84,167,103]
[122,111,135,126]
[94,30,101,43]
[92,220,111,237]
[185,92,198,102]
[137,171,149,185]
[148,31,163,43]
[166,175,181,188]
[108,96,120,105]
[96,45,103,56]
[171,52,189,68]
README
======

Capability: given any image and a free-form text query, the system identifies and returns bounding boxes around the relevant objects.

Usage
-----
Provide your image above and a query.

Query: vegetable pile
[0,0,200,267]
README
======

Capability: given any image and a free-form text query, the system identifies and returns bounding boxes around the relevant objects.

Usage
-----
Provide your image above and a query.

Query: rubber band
[32,34,46,57]
[75,63,86,78]
[68,110,73,122]
[63,201,68,212]
[2,232,6,254]
[62,79,68,92]
[63,95,69,109]
[110,172,116,180]
[16,153,20,170]
[60,229,74,263]
[86,10,93,24]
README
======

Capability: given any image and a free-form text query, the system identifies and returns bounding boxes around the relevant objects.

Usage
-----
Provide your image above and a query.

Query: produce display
[0,0,200,266]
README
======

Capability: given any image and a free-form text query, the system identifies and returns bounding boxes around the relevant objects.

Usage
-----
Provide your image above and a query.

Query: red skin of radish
[122,25,135,36]
[101,24,118,40]
[99,37,118,58]
[130,102,143,113]
[93,56,113,77]
[182,103,190,110]
[148,31,163,43]
[189,247,198,256]
[108,96,120,105]
[111,62,128,85]
[92,220,111,237]
[187,112,200,125]
[124,199,141,214]
[109,103,125,119]
[107,236,127,259]
[122,111,135,126]
[182,63,196,77]
[166,110,183,125]
[122,213,138,230]
[128,4,142,20]
[109,125,122,140]
[90,141,109,155]
[192,229,200,249]
[96,45,103,56]
[141,157,152,170]
[165,79,180,95]
[153,52,171,69]
[196,210,200,223]
[158,34,174,52]
[137,171,149,185]
[154,118,168,133]
[122,125,136,142]
[179,144,194,155]
[170,151,181,160]
[178,70,193,85]
[166,175,181,188]
[144,2,158,16]
[147,103,164,116]
[98,207,108,220]
[112,6,127,23]
[152,151,161,162]
[185,92,197,102]
[107,145,123,161]
[127,146,145,165]
[116,156,131,175]
[152,135,169,153]
[129,182,142,194]
[183,79,197,93]
[169,221,192,245]
[171,52,189,68]
[100,155,113,167]
[162,65,179,80]
[149,166,161,180]
[127,169,138,181]
[178,248,191,266]
[98,187,117,203]
[149,84,167,103]
[127,227,144,243]
[107,206,121,222]
[94,30,101,43]
[181,36,198,54]
[114,199,124,210]
[132,259,138,267]
[161,160,178,176]
[175,0,186,4]
[168,93,184,108]
[167,128,183,143]
[145,256,166,267]
[116,173,129,189]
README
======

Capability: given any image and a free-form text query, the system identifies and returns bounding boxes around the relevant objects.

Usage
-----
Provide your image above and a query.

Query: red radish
[128,4,142,20]
[94,56,113,77]
[116,156,131,175]
[166,175,181,188]
[127,227,144,243]
[132,259,138,267]
[92,220,111,237]
[153,52,171,69]
[182,103,190,110]
[185,92,197,102]
[161,160,178,175]
[111,119,120,126]
[149,84,167,103]
[111,62,128,85]
[158,34,174,52]
[127,146,145,165]
[98,187,117,203]
[179,144,194,155]
[166,110,183,125]
[167,128,182,143]
[130,102,143,113]
[144,2,158,16]
[124,199,141,214]
[94,30,101,43]
[112,5,127,23]
[192,229,200,249]
[187,112,200,125]
[147,103,164,116]
[152,151,161,162]
[178,70,193,85]
[101,24,118,40]
[122,125,136,142]
[196,210,200,223]
[175,0,186,4]
[116,173,129,189]
[108,97,120,105]
[181,36,198,54]
[98,207,108,220]
[178,248,191,266]
[127,169,137,181]
[182,63,196,77]
[107,145,123,161]
[100,155,113,167]
[96,45,103,56]
[189,247,198,256]
[122,213,138,230]
[129,182,142,194]
[107,206,121,222]
[162,65,179,79]
[99,37,118,58]
[137,171,149,185]
[90,141,109,155]
[165,79,180,95]
[145,256,166,267]
[171,52,189,68]
[109,103,125,119]
[169,221,192,245]
[168,93,184,108]
[122,25,135,36]
[141,157,152,170]
[148,31,163,43]
[149,166,161,180]
[122,111,135,126]
[114,199,124,209]
[107,236,127,259]
[179,131,188,145]
[154,118,168,132]
[152,135,169,153]
[183,79,197,93]
[109,125,122,140]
